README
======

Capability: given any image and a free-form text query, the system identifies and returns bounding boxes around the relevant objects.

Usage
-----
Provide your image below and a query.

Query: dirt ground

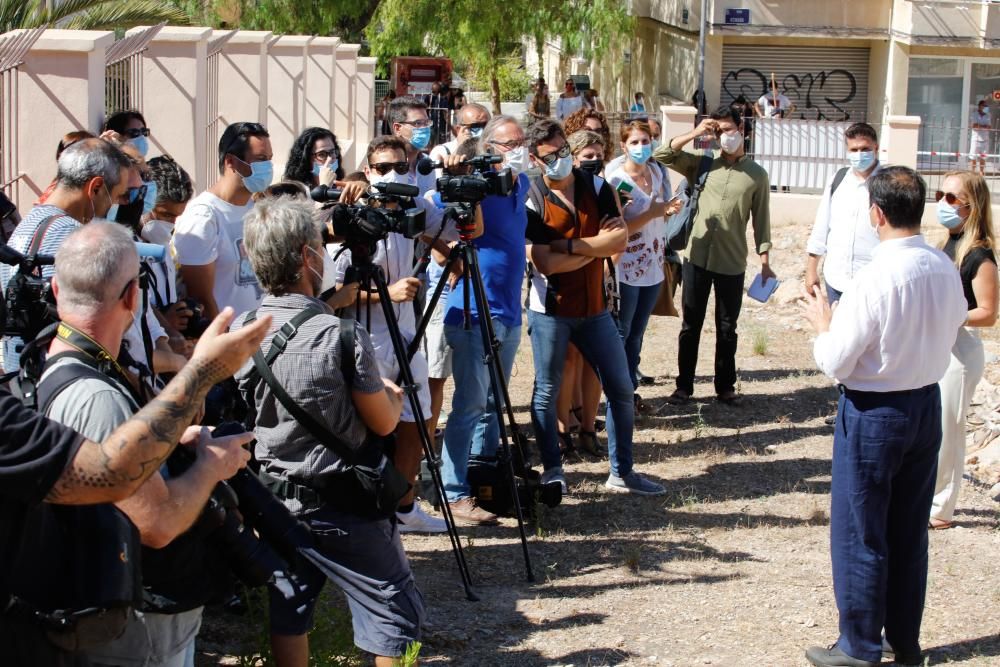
[201,213,1000,666]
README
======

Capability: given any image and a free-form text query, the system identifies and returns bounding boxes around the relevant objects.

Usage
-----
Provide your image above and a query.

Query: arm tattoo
[46,357,226,504]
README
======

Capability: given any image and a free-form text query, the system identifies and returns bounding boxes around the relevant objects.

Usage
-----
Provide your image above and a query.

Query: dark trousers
[676,260,744,395]
[830,384,941,662]
[826,281,843,304]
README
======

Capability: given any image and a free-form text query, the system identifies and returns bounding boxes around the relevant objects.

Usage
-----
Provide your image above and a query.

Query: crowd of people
[0,85,995,667]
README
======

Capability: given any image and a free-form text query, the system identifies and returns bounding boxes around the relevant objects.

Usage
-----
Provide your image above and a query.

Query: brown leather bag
[651,261,680,317]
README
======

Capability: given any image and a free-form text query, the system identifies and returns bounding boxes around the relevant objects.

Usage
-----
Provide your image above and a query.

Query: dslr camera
[433,155,514,204]
[311,182,426,244]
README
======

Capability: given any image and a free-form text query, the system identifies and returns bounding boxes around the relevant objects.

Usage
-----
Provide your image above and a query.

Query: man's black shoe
[882,637,922,665]
[805,644,878,667]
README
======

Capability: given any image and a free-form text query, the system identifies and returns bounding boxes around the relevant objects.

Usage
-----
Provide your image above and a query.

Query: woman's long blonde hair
[939,171,995,270]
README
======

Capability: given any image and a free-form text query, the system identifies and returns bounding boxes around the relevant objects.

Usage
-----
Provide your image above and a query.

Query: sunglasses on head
[537,144,570,166]
[371,161,409,176]
[123,127,150,139]
[935,191,968,207]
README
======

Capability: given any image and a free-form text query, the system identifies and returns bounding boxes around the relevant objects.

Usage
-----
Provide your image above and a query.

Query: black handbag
[246,308,410,520]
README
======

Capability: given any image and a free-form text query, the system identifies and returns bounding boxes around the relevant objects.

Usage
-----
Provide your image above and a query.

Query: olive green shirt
[653,141,771,275]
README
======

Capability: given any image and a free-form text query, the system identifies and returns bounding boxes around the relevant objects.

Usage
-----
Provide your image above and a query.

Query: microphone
[416,156,437,176]
[371,181,419,197]
[310,185,343,202]
[0,244,54,267]
[135,242,166,262]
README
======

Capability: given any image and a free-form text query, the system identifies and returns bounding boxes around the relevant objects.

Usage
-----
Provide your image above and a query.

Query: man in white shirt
[801,166,966,667]
[970,99,991,175]
[174,122,273,319]
[755,90,794,119]
[429,103,491,178]
[805,123,882,304]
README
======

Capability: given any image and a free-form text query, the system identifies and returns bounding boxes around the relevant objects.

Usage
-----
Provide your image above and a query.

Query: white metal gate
[0,27,46,208]
[205,31,237,188]
[720,45,872,123]
[104,23,165,115]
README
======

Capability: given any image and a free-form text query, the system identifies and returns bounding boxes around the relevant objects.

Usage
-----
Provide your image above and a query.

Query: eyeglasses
[123,127,150,139]
[399,119,433,129]
[489,139,525,150]
[370,161,409,176]
[935,190,969,207]
[536,143,570,166]
[118,274,139,299]
[312,149,338,162]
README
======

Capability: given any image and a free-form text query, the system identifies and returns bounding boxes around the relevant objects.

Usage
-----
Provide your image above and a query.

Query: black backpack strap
[250,309,360,464]
[339,314,356,388]
[830,167,850,197]
[25,214,68,268]
[36,356,132,415]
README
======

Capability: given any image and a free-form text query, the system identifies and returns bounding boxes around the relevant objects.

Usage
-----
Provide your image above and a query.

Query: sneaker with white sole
[540,465,567,494]
[396,503,447,533]
[605,471,666,496]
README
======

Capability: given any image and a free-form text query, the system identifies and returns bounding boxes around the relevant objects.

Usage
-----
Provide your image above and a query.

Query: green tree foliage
[465,54,532,105]
[366,0,631,113]
[1,0,188,32]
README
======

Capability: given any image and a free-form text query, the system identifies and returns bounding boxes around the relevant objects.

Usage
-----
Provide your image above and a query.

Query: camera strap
[244,308,362,465]
[24,214,68,272]
[47,323,149,408]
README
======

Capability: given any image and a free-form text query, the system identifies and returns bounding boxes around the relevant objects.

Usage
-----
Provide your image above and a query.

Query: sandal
[558,431,577,457]
[577,431,606,459]
[634,393,651,416]
[928,518,954,530]
[666,389,691,405]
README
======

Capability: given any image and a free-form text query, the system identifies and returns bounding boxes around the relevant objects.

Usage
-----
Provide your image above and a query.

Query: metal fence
[204,30,237,187]
[917,118,1000,200]
[0,27,46,209]
[104,23,164,116]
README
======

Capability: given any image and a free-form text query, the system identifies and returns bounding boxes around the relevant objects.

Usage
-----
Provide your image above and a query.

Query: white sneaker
[396,503,448,533]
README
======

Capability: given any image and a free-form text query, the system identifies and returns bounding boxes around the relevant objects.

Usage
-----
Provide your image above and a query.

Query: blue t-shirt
[444,172,529,328]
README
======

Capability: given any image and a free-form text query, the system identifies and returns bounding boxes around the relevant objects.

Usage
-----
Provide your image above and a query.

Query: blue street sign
[724,8,751,25]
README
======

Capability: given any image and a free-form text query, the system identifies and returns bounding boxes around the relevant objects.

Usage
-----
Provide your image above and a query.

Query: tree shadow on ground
[925,633,1000,663]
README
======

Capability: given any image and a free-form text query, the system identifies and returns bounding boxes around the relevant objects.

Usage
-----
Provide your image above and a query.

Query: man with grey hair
[35,221,253,665]
[1,137,132,372]
[437,114,532,525]
[231,197,423,667]
[429,102,491,178]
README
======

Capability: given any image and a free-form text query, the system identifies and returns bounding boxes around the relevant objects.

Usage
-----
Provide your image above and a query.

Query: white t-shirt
[556,95,585,121]
[429,140,460,179]
[172,191,262,316]
[972,108,991,144]
[607,164,666,287]
[758,93,791,117]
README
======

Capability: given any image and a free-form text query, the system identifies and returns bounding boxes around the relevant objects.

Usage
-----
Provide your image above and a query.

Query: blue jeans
[830,384,941,662]
[826,281,843,304]
[440,318,521,502]
[527,309,634,477]
[618,281,663,390]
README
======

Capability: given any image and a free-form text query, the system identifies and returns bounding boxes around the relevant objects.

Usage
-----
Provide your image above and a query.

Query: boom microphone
[416,156,437,176]
[371,181,419,197]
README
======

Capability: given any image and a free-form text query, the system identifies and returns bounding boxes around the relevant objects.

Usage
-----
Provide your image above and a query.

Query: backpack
[665,152,713,251]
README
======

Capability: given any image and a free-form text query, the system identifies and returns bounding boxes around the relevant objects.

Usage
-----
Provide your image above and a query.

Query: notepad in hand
[747,273,780,303]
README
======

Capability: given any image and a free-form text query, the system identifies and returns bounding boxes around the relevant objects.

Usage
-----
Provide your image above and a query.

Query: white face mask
[504,146,529,176]
[719,130,743,155]
[307,246,337,294]
[369,169,404,187]
[141,219,174,247]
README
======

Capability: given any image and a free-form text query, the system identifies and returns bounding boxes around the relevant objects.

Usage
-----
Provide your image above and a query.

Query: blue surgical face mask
[469,127,484,139]
[409,126,432,150]
[108,204,120,222]
[936,198,965,230]
[142,180,158,215]
[628,143,652,165]
[849,150,876,173]
[130,135,149,158]
[236,158,274,194]
[313,160,340,179]
[545,154,573,180]
[650,139,661,152]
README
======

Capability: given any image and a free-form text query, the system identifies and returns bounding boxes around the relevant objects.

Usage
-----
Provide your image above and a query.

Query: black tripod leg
[368,266,479,601]
[406,244,464,363]
[463,245,535,582]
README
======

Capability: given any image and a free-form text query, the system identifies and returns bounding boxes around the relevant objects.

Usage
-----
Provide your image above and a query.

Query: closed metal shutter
[720,44,871,122]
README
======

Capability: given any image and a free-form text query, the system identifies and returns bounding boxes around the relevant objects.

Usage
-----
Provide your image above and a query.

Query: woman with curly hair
[563,108,613,162]
[283,127,345,189]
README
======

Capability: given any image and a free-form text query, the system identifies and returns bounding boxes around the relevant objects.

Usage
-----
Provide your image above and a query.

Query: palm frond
[63,2,190,30]
[0,0,43,32]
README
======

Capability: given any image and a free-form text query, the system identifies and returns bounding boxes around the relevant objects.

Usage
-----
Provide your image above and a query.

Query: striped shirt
[233,293,385,495]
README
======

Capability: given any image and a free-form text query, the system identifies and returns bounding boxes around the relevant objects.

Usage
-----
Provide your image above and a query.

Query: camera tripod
[342,237,479,601]
[407,203,535,583]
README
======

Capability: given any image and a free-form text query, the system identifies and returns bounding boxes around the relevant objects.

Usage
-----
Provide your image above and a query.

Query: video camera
[310,181,426,245]
[417,154,514,204]
[0,242,166,343]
